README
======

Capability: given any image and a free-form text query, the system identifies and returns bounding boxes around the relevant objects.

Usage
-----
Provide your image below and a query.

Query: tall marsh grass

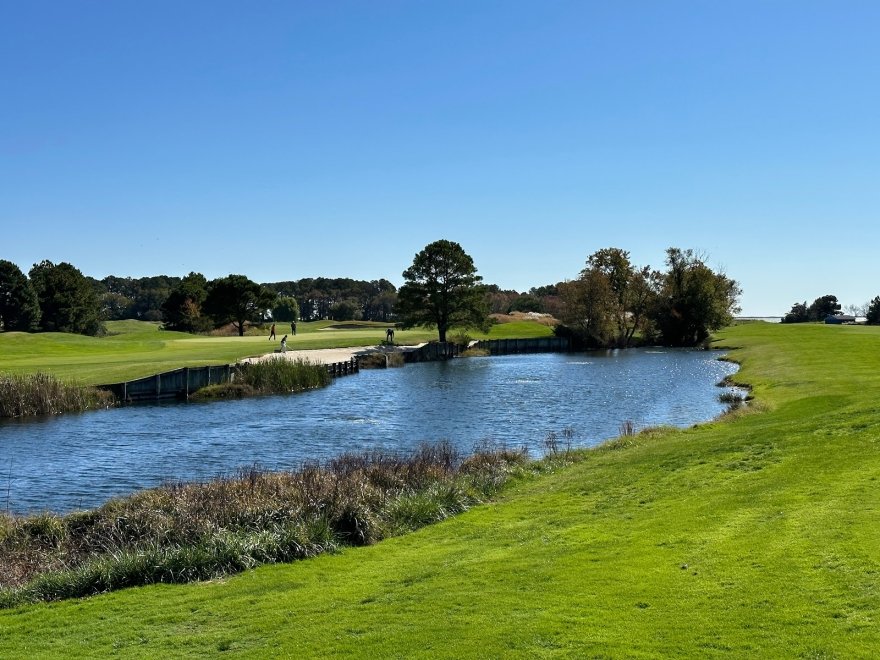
[0,442,528,607]
[0,373,115,418]
[192,357,330,400]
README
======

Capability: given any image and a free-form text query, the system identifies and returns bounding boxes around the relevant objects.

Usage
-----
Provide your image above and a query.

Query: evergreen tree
[0,259,41,331]
[396,240,489,342]
[28,260,104,335]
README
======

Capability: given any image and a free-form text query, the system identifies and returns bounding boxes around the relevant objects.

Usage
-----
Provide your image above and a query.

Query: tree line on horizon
[1,242,743,347]
[0,257,562,338]
[782,295,880,325]
[389,241,742,347]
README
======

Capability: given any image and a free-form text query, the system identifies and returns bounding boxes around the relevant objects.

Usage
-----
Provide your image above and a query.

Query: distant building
[825,314,857,324]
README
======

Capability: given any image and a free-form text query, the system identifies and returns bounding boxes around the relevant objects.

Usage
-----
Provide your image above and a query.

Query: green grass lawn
[0,319,553,385]
[1,322,878,657]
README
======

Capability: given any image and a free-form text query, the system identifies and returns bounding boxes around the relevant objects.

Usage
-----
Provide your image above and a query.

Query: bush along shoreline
[0,373,115,418]
[168,357,331,401]
[0,442,530,607]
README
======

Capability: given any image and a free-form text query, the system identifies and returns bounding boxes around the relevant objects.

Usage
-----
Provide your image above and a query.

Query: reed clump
[0,441,528,607]
[191,358,330,400]
[0,373,115,418]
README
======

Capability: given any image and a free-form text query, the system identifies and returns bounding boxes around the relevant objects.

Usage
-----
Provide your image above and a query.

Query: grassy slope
[0,320,552,385]
[1,323,878,657]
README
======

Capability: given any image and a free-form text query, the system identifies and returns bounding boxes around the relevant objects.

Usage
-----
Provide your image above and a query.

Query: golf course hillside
[1,322,878,657]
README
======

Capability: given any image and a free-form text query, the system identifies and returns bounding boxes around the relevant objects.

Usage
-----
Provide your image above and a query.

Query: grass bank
[0,443,527,607]
[0,319,553,385]
[2,323,878,657]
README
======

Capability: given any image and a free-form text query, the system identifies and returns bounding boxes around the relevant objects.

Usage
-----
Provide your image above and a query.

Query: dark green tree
[654,248,741,346]
[781,301,810,323]
[865,296,880,325]
[396,240,489,342]
[204,274,275,336]
[271,295,300,323]
[161,272,211,333]
[329,299,360,321]
[28,261,104,335]
[0,260,41,331]
[807,295,841,321]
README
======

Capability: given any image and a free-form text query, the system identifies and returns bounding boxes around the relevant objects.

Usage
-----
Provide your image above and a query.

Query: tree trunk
[438,324,447,343]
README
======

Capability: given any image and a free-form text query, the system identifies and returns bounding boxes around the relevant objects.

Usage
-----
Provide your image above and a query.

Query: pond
[0,349,741,514]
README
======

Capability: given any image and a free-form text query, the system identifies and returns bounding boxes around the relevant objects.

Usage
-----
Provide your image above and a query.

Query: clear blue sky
[2,1,878,316]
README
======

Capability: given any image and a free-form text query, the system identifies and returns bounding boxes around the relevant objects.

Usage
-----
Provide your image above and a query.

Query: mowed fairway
[1,322,879,657]
[0,319,553,385]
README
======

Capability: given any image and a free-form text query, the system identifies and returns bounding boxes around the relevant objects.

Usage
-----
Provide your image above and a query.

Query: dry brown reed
[0,373,115,418]
[0,442,528,605]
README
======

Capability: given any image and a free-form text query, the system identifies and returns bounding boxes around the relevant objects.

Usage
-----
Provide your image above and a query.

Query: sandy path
[239,346,376,366]
[239,343,427,366]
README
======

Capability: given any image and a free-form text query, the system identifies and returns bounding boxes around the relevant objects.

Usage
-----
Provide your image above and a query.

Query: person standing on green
[269,323,276,340]
[291,320,297,336]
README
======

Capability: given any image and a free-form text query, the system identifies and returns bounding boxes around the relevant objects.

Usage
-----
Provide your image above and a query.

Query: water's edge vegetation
[3,324,878,656]
[0,442,530,607]
[190,357,331,400]
[0,373,114,418]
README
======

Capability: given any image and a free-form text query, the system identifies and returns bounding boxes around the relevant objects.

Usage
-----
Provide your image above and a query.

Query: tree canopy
[264,278,396,322]
[161,272,212,333]
[29,261,104,336]
[558,248,657,348]
[782,295,842,323]
[557,247,740,348]
[203,275,275,336]
[396,240,489,343]
[654,248,741,346]
[271,296,300,323]
[0,260,41,332]
[867,297,880,325]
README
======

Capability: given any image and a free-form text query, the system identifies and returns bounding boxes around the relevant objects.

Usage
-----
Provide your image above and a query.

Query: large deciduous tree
[654,248,741,346]
[559,248,658,348]
[204,274,275,336]
[0,260,41,332]
[28,260,104,335]
[396,239,489,342]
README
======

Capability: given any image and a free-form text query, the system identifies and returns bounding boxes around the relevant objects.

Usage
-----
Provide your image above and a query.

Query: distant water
[0,349,740,514]
[735,317,782,323]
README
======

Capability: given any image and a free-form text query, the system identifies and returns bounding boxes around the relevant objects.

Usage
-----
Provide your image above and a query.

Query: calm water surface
[0,349,740,514]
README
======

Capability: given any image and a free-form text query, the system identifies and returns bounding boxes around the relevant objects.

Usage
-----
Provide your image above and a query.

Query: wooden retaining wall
[102,359,360,403]
[402,342,460,363]
[473,336,570,355]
